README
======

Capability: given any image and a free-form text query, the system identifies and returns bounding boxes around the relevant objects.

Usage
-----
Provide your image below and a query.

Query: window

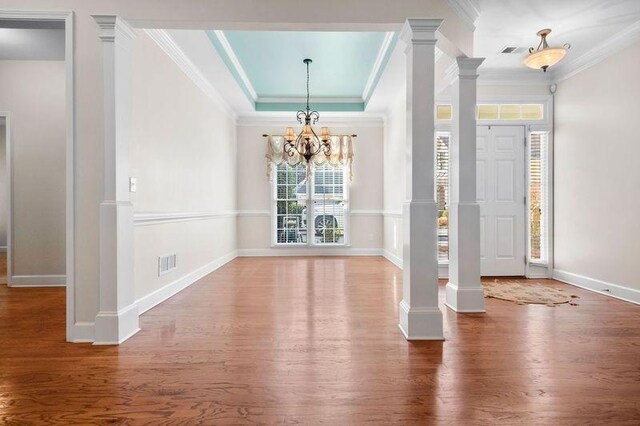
[273,162,348,246]
[529,132,548,262]
[476,104,544,121]
[437,104,452,121]
[436,133,450,261]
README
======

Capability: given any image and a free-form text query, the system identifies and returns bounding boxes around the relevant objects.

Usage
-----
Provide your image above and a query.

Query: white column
[92,16,139,344]
[446,57,485,312]
[398,18,444,340]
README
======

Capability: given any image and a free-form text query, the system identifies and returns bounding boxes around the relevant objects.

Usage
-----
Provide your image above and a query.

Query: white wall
[0,123,6,249]
[0,60,66,278]
[382,97,406,263]
[236,122,384,253]
[554,41,640,292]
[130,31,237,302]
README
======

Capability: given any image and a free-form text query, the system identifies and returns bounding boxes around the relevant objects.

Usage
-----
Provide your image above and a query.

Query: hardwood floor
[1,256,639,424]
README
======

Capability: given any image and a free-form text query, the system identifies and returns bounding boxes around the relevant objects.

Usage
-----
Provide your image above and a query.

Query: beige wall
[0,123,6,249]
[130,32,237,301]
[554,41,640,291]
[236,123,384,252]
[0,60,66,277]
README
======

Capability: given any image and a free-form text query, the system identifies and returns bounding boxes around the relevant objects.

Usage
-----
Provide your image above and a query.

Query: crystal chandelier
[523,28,570,72]
[283,59,331,162]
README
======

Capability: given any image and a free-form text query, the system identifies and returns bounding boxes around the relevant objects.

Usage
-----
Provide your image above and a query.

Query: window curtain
[265,135,354,181]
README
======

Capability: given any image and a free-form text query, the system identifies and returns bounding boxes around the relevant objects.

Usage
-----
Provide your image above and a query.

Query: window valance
[265,135,354,181]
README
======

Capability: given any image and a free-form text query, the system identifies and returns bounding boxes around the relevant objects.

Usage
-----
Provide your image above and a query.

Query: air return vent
[158,254,177,276]
[500,46,518,54]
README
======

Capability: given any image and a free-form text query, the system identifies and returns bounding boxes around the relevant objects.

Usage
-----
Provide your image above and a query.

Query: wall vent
[158,254,177,276]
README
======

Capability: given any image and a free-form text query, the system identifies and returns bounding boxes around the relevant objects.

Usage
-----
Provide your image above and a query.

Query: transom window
[436,103,544,121]
[272,163,348,246]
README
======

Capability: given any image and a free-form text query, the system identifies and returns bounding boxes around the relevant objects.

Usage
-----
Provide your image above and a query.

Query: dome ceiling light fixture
[523,28,570,72]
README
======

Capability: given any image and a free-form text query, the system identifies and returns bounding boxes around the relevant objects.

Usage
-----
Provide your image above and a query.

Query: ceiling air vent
[500,46,518,54]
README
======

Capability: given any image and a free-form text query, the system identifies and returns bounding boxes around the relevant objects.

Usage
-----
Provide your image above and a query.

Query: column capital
[401,18,443,45]
[92,15,137,43]
[456,57,485,78]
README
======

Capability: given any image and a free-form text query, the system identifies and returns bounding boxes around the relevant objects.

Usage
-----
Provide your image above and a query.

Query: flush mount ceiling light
[523,28,570,72]
[283,59,331,163]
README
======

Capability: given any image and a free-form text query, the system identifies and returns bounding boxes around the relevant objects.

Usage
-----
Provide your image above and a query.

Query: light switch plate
[129,177,137,193]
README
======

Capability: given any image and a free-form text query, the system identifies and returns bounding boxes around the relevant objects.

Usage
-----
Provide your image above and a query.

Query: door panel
[477,125,526,276]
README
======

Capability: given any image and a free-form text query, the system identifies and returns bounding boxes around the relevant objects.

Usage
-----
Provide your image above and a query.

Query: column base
[93,303,140,345]
[398,300,444,340]
[445,282,485,313]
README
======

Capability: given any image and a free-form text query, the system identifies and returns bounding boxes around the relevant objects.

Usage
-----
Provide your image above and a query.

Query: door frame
[435,94,555,279]
[0,113,12,284]
[0,10,76,341]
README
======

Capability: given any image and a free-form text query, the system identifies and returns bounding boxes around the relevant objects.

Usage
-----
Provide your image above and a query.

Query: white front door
[477,125,526,276]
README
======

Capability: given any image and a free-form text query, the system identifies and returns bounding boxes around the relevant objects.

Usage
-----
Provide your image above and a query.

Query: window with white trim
[528,131,549,262]
[272,163,348,246]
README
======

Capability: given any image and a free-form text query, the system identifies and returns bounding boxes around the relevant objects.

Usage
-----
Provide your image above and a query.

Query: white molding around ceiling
[445,0,481,30]
[236,114,384,127]
[362,31,395,101]
[211,30,258,100]
[551,19,640,83]
[145,29,237,120]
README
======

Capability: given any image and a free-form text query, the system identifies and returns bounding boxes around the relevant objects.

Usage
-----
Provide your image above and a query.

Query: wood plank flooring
[1,255,639,424]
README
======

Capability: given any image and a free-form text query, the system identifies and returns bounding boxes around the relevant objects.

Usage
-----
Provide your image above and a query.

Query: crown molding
[236,114,384,127]
[363,32,397,102]
[551,19,640,83]
[445,0,481,30]
[93,15,137,43]
[144,29,237,121]
[210,30,258,100]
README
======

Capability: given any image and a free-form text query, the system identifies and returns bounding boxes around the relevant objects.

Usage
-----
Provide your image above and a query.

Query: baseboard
[0,245,6,252]
[382,250,449,279]
[553,269,640,306]
[237,248,383,257]
[10,274,66,287]
[71,322,95,343]
[136,250,238,314]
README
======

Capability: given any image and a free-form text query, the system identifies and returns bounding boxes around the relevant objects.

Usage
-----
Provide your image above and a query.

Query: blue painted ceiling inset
[220,30,387,99]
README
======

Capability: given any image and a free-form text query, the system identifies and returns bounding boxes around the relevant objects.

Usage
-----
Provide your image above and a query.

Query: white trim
[382,210,402,218]
[0,246,6,252]
[478,69,552,86]
[212,30,258,100]
[137,250,238,314]
[552,19,640,83]
[351,209,384,216]
[237,210,269,217]
[236,114,384,127]
[71,322,95,343]
[363,32,395,101]
[144,29,237,120]
[0,111,11,286]
[444,0,481,30]
[10,275,66,287]
[553,269,640,306]
[0,11,75,341]
[257,97,365,104]
[238,248,382,257]
[133,210,236,226]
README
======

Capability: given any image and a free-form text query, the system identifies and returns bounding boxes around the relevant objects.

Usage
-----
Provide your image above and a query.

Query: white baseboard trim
[71,322,95,343]
[382,250,449,279]
[10,275,66,287]
[0,245,6,252]
[136,250,238,315]
[553,269,640,306]
[237,248,383,257]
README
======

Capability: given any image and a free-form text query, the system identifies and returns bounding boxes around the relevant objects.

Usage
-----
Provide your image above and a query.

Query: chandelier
[523,28,570,72]
[283,58,331,162]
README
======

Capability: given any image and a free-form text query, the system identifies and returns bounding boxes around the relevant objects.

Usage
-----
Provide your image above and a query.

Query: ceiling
[475,0,640,73]
[206,30,395,111]
[0,20,65,60]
